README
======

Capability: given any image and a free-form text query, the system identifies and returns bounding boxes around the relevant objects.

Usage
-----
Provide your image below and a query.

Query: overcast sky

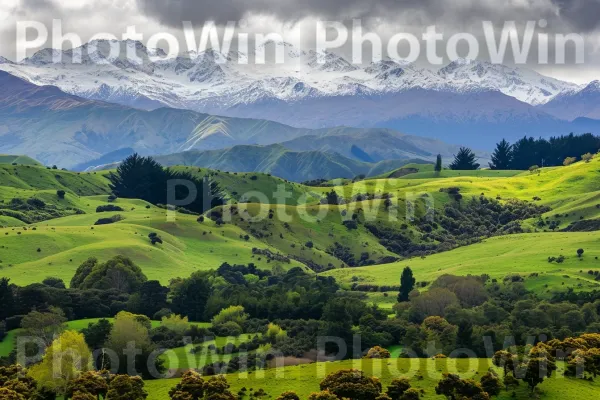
[1,0,599,83]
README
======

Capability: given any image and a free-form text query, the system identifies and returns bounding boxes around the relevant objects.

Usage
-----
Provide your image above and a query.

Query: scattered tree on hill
[319,369,382,400]
[108,153,224,214]
[365,346,391,359]
[582,152,594,163]
[435,154,443,173]
[563,156,577,166]
[57,190,66,199]
[449,147,480,170]
[325,190,340,205]
[577,248,585,258]
[0,278,15,322]
[398,267,415,303]
[489,139,513,170]
[70,256,147,293]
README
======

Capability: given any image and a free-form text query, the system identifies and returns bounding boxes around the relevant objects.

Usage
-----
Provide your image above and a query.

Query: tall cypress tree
[489,139,513,170]
[435,154,443,172]
[398,267,416,302]
[449,147,480,170]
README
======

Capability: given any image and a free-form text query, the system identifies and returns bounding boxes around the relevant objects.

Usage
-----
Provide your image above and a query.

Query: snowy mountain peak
[582,80,600,92]
[0,56,13,65]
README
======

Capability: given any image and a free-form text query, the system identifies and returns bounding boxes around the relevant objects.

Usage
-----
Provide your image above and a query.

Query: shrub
[563,157,577,166]
[56,190,66,199]
[582,153,594,163]
[96,205,124,212]
[94,215,124,225]
[365,346,391,359]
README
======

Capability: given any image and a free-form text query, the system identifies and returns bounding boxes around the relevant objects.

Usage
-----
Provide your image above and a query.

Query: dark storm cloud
[135,0,445,25]
[551,0,600,31]
[135,0,600,34]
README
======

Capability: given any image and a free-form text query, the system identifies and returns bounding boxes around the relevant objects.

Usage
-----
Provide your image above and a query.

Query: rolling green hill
[0,154,598,296]
[0,155,42,166]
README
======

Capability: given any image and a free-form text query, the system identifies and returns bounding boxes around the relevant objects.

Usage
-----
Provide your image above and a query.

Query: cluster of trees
[108,154,225,214]
[489,133,600,170]
[366,194,550,259]
[390,269,600,358]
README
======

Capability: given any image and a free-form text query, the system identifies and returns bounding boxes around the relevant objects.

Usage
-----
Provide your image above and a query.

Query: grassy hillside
[1,156,599,293]
[322,231,600,295]
[145,358,600,400]
[0,155,42,166]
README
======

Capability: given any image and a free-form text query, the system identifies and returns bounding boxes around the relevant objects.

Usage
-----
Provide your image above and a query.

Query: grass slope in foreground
[145,358,600,400]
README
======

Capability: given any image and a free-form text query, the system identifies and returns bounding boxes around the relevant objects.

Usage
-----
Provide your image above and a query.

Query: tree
[386,378,411,400]
[435,154,443,173]
[211,306,248,327]
[0,278,15,321]
[65,371,109,399]
[42,277,66,289]
[277,392,300,400]
[105,312,163,378]
[57,190,66,199]
[168,370,204,400]
[28,330,93,396]
[398,267,415,303]
[489,139,513,170]
[492,351,516,376]
[81,319,112,350]
[308,391,339,400]
[108,154,224,214]
[21,307,67,346]
[479,372,502,397]
[171,272,212,321]
[127,280,169,317]
[518,344,557,394]
[563,156,577,166]
[325,190,340,205]
[70,256,147,293]
[435,374,486,400]
[319,369,382,400]
[577,248,584,258]
[203,375,236,400]
[449,147,480,170]
[582,152,594,163]
[365,346,391,359]
[106,375,147,400]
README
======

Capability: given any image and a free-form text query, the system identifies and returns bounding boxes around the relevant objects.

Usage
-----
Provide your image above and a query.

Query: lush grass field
[145,358,600,400]
[323,231,600,295]
[0,155,42,166]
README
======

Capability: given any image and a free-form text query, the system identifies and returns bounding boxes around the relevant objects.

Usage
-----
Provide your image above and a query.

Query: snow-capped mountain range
[2,39,600,150]
[0,39,582,112]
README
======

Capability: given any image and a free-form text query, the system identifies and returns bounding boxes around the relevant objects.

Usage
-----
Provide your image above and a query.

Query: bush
[56,190,66,199]
[212,321,243,337]
[96,205,124,212]
[563,157,577,166]
[94,214,124,225]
